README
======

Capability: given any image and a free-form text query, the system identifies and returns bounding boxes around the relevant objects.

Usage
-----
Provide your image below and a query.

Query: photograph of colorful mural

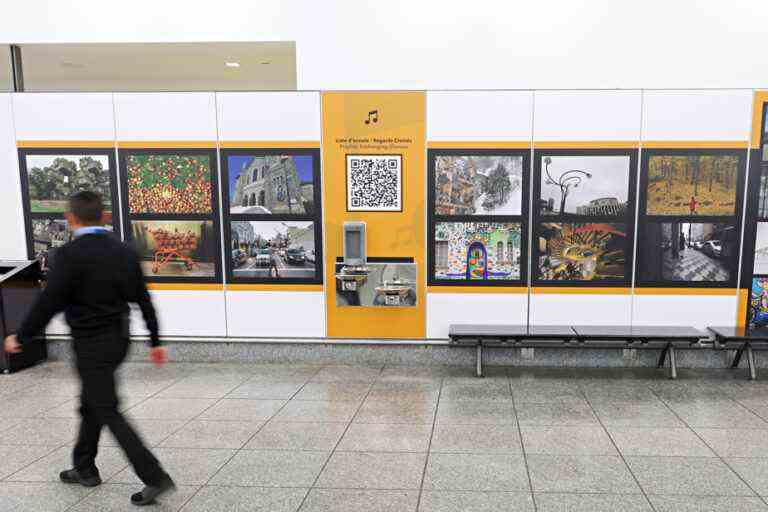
[749,277,768,328]
[645,154,739,216]
[434,222,521,281]
[434,155,523,215]
[31,218,114,272]
[126,153,213,214]
[754,222,768,274]
[537,223,627,281]
[638,222,736,283]
[539,155,630,217]
[230,221,317,279]
[228,154,315,215]
[24,154,113,213]
[130,220,216,277]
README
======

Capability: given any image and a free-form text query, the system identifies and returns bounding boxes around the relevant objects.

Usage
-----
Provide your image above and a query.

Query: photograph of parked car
[638,222,737,283]
[230,221,317,279]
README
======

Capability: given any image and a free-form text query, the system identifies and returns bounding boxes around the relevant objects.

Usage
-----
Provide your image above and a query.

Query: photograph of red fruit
[126,153,213,214]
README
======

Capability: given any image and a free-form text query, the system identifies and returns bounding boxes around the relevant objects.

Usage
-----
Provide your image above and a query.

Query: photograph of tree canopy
[539,155,630,217]
[126,153,213,214]
[24,154,112,213]
[645,154,739,216]
[434,155,523,215]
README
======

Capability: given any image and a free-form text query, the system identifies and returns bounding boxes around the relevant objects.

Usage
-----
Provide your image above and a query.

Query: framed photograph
[537,154,631,217]
[30,218,115,273]
[749,277,768,328]
[535,222,630,283]
[223,150,320,216]
[121,149,217,215]
[128,220,218,280]
[432,222,523,282]
[434,154,524,215]
[643,152,741,217]
[637,221,738,285]
[227,220,321,283]
[755,222,768,274]
[346,154,402,212]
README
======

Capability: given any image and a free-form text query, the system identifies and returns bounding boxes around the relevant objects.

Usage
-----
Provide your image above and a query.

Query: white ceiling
[18,42,296,92]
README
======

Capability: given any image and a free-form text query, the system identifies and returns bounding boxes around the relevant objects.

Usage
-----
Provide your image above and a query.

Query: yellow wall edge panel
[220,140,321,148]
[323,91,426,339]
[427,141,530,149]
[531,287,631,295]
[533,141,640,149]
[752,91,768,148]
[226,284,324,292]
[634,288,738,296]
[427,286,528,294]
[17,140,115,148]
[117,141,217,149]
[147,283,224,291]
[642,141,749,149]
[737,288,749,327]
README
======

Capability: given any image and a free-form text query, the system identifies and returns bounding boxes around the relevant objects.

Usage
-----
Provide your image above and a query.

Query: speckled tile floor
[2,362,768,511]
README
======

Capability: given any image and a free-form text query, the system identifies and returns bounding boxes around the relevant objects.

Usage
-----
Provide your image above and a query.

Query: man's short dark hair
[69,191,104,225]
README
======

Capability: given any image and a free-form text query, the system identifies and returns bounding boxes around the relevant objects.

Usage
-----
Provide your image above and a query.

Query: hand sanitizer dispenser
[343,222,366,266]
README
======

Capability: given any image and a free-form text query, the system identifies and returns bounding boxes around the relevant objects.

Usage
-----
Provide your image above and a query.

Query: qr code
[346,155,402,211]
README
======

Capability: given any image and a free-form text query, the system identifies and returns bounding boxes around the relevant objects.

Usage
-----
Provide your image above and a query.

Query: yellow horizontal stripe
[642,140,749,149]
[532,287,631,295]
[534,141,639,149]
[117,141,217,149]
[427,285,528,294]
[634,287,737,296]
[752,91,768,148]
[226,284,324,292]
[17,140,115,148]
[220,140,320,149]
[427,141,530,149]
[147,283,224,291]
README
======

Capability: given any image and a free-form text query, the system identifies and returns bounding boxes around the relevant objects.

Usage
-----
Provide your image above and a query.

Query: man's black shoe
[130,474,176,506]
[59,468,102,487]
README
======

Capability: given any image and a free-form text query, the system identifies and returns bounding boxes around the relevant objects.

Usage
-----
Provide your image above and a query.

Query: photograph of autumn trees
[24,154,112,213]
[126,153,213,214]
[646,154,739,216]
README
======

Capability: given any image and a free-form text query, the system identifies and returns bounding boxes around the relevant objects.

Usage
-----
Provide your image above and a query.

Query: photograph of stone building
[228,154,315,214]
[434,155,523,215]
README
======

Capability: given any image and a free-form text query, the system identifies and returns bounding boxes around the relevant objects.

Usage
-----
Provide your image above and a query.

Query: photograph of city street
[434,155,523,215]
[639,222,736,282]
[537,223,627,281]
[749,277,768,328]
[131,220,216,277]
[433,222,521,281]
[228,154,315,214]
[539,155,630,216]
[126,153,213,214]
[336,262,417,307]
[231,221,316,279]
[754,222,768,274]
[23,154,112,213]
[32,219,114,272]
[645,154,739,216]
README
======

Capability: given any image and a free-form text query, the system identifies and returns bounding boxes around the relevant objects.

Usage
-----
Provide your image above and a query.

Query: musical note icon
[365,110,379,125]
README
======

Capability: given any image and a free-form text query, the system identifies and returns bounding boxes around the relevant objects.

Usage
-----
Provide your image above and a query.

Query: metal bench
[709,326,768,381]
[449,324,708,379]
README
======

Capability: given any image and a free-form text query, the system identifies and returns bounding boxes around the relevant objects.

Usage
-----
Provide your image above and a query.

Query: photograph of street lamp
[231,221,317,279]
[539,155,630,217]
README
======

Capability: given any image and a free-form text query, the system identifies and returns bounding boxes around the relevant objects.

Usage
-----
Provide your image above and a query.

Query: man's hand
[149,346,167,368]
[4,335,21,354]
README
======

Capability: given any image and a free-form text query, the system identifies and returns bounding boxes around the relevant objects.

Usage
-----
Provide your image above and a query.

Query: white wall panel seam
[629,89,646,326]
[527,90,535,327]
[213,91,230,337]
[7,93,24,257]
[734,90,757,306]
[109,92,124,241]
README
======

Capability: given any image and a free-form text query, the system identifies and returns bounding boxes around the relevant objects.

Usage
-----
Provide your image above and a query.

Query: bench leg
[657,345,669,368]
[731,348,744,369]
[746,344,757,381]
[668,346,677,380]
[476,344,483,378]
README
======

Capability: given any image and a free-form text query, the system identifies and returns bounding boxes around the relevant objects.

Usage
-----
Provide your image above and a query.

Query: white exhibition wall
[0,89,761,340]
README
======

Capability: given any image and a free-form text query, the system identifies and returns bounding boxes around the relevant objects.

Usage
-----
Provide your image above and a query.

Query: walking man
[3,191,175,506]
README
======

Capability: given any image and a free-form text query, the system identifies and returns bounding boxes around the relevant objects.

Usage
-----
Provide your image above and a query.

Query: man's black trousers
[72,333,165,486]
